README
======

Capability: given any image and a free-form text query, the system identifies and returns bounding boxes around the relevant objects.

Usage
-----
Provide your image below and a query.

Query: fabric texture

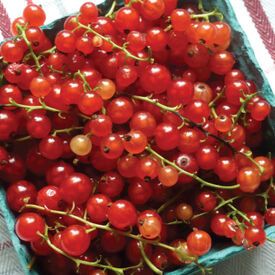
[0,0,275,275]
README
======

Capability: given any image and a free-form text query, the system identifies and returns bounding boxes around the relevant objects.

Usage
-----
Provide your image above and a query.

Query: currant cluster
[0,0,274,274]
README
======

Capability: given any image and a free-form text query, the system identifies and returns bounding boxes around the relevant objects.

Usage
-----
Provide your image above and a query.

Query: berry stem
[191,7,223,22]
[38,229,141,274]
[74,70,92,92]
[139,241,163,275]
[256,172,274,210]
[14,135,32,142]
[132,94,235,153]
[146,145,240,190]
[23,203,194,260]
[132,94,181,112]
[215,193,251,223]
[16,24,43,75]
[166,195,243,225]
[194,259,213,275]
[157,187,187,214]
[0,98,92,121]
[237,150,264,176]
[211,107,218,119]
[52,126,84,136]
[266,237,275,243]
[198,0,206,13]
[105,1,117,19]
[27,256,36,270]
[38,45,57,57]
[227,92,258,137]
[208,87,225,107]
[132,94,264,175]
[195,0,223,22]
[73,20,154,63]
[1,98,65,116]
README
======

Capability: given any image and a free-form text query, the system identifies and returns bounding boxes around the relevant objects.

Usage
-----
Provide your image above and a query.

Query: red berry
[15,212,45,242]
[23,4,46,26]
[244,226,266,247]
[108,200,138,229]
[61,225,91,256]
[187,230,212,256]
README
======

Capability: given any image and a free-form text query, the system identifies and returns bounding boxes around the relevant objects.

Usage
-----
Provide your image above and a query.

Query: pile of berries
[0,1,274,274]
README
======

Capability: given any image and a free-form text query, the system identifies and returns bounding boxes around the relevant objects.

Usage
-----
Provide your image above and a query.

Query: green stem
[146,145,240,190]
[0,98,92,121]
[256,173,274,210]
[132,95,181,112]
[164,25,172,32]
[24,204,194,261]
[133,94,264,178]
[105,1,116,18]
[216,193,251,223]
[267,237,275,243]
[52,126,84,136]
[132,94,235,153]
[2,98,66,116]
[38,46,57,57]
[209,87,225,107]
[76,112,92,120]
[139,241,163,275]
[14,135,32,142]
[16,24,42,75]
[237,151,264,175]
[74,21,154,64]
[166,195,243,225]
[198,0,206,13]
[39,230,141,274]
[226,92,258,138]
[191,7,223,22]
[211,107,218,119]
[74,70,92,92]
[194,259,213,275]
[165,220,188,225]
[48,65,65,75]
[157,187,186,214]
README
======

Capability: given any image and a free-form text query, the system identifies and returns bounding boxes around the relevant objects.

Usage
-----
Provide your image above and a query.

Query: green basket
[0,0,275,274]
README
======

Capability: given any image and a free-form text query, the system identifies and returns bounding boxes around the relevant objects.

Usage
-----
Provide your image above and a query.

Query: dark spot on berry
[180,157,188,167]
[252,241,260,247]
[33,41,39,47]
[124,29,130,35]
[0,60,7,70]
[161,261,168,270]
[124,134,132,142]
[200,39,206,44]
[0,159,7,166]
[139,219,144,226]
[9,132,16,139]
[198,84,205,90]
[103,146,110,153]
[14,69,22,75]
[58,200,66,209]
[144,176,151,182]
[165,45,170,50]
[187,50,195,57]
